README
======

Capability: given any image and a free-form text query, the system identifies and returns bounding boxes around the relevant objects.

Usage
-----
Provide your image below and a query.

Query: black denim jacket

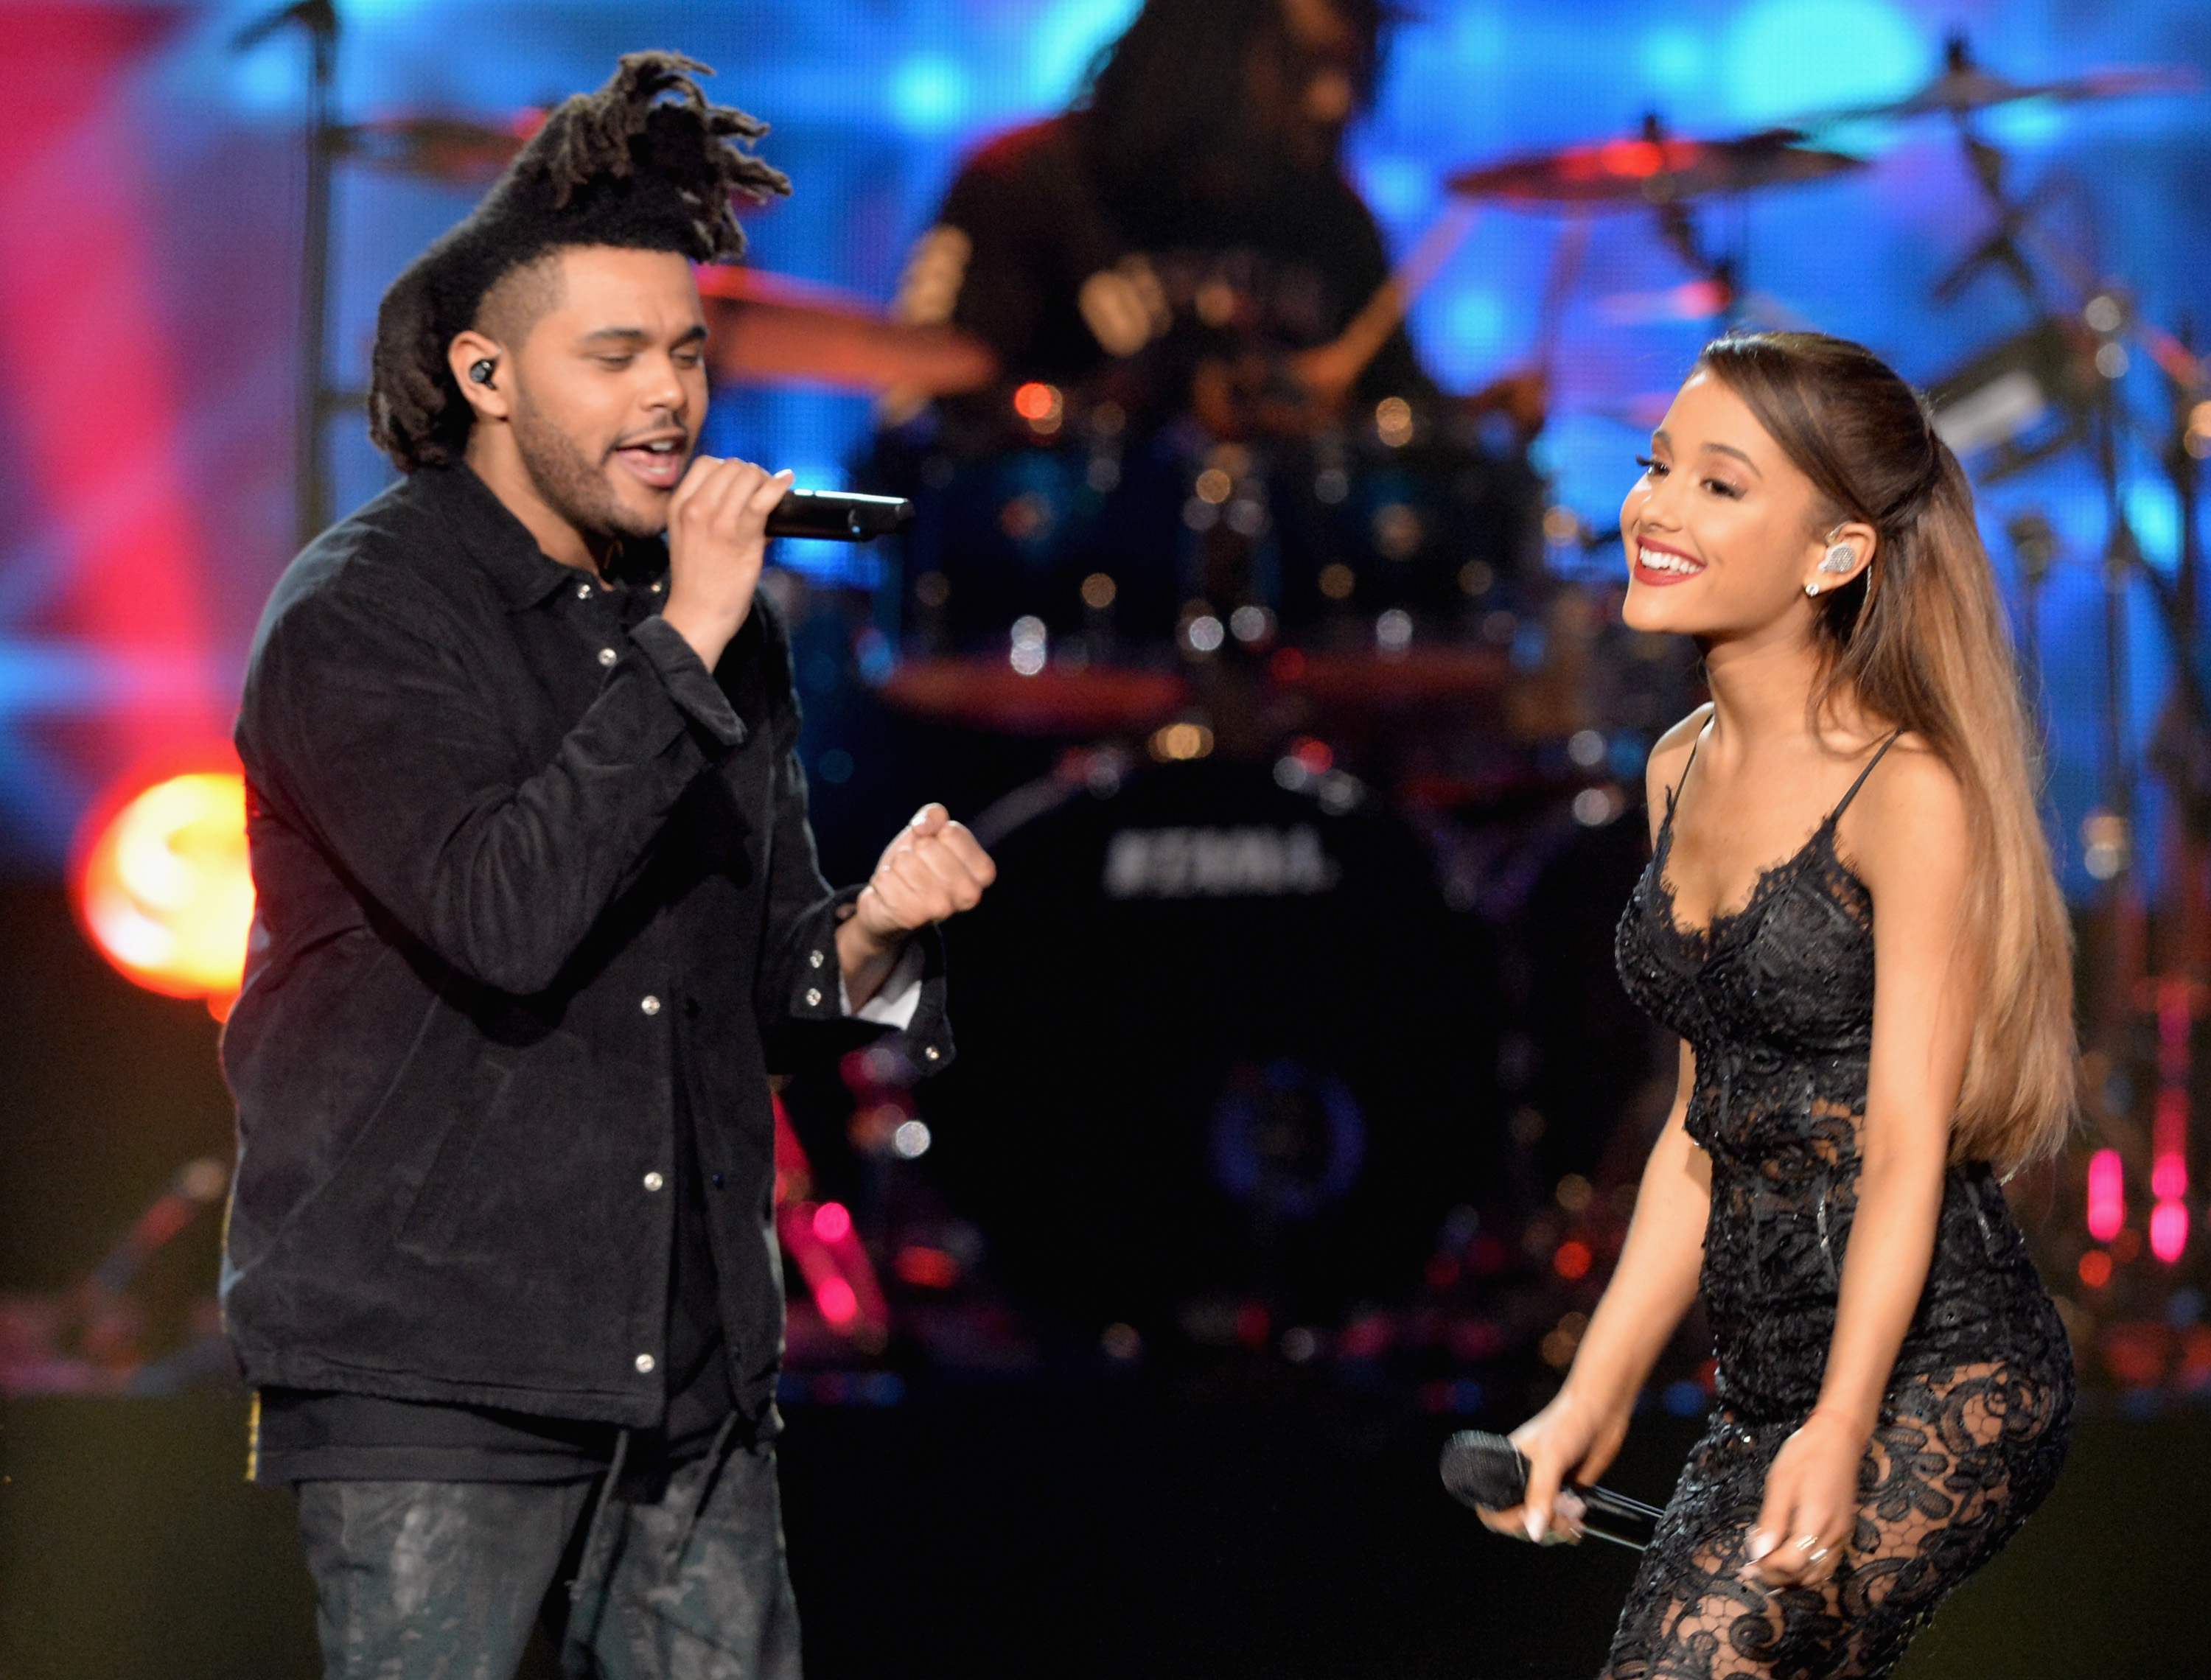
[220,463,948,1429]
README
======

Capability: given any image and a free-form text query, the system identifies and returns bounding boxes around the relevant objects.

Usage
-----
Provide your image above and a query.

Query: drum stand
[1935,51,2209,1266]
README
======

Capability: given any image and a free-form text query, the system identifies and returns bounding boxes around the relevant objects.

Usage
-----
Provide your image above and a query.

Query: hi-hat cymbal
[694,267,997,397]
[335,114,539,187]
[1447,126,1865,206]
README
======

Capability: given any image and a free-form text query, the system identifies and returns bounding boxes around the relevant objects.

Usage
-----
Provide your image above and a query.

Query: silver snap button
[649,581,663,593]
[576,582,593,599]
[635,1353,655,1373]
[598,647,618,667]
[643,1172,664,1192]
[924,1046,940,1061]
[640,995,662,1015]
[805,987,823,1007]
[808,950,825,969]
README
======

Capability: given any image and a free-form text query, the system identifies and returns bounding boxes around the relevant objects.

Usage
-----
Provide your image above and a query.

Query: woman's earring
[1805,582,1822,597]
[1818,541,1855,575]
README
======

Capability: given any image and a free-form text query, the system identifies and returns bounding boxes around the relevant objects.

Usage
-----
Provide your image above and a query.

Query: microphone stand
[235,1,342,548]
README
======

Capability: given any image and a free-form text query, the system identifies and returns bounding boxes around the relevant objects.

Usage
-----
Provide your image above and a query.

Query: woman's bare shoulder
[1844,731,1971,886]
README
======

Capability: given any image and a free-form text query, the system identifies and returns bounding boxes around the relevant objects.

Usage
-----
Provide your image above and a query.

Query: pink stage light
[2086,1149,2126,1244]
[812,1201,853,1243]
[2152,1153,2189,1201]
[2150,1200,2190,1265]
[0,8,220,773]
[817,1277,859,1325]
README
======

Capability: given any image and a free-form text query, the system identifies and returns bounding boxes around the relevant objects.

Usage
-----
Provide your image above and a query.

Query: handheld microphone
[1439,1430,1666,1552]
[765,489,912,542]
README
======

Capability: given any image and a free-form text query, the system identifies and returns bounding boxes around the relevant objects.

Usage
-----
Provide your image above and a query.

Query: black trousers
[295,1435,802,1680]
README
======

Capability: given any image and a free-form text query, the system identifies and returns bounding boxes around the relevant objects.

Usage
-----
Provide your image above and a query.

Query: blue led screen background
[1,0,2207,891]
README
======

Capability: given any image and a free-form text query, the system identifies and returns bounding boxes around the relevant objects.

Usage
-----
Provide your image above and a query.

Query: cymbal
[878,659,1190,736]
[335,113,539,187]
[694,267,998,397]
[1268,645,1511,712]
[1805,59,2196,125]
[1447,126,1865,206]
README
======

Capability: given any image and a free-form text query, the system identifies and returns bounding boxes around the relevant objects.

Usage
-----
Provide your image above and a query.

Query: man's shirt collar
[425,462,669,611]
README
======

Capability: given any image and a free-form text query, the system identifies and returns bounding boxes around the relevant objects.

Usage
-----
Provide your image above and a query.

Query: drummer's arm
[904,145,1089,372]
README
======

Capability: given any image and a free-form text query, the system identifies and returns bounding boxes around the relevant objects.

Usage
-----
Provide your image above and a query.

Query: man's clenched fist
[855,804,996,939]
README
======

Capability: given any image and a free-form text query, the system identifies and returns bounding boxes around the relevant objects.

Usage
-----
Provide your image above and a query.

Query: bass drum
[921,756,1503,1343]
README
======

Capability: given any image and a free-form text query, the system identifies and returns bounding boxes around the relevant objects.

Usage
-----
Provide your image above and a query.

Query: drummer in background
[887,0,1464,438]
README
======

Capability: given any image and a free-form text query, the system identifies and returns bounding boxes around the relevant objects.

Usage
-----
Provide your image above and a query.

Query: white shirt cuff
[839,939,926,1030]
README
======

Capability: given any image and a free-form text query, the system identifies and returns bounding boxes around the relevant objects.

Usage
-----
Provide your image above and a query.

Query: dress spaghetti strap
[1828,729,1903,824]
[1662,720,1714,823]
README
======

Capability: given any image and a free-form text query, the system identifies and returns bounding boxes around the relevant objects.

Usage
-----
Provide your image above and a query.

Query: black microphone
[1439,1430,1666,1552]
[765,489,912,542]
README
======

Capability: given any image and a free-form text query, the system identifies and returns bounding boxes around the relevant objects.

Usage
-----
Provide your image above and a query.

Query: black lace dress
[1604,734,2074,1679]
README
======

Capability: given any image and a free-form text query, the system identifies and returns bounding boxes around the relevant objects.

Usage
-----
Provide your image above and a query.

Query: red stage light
[1234,1303,1271,1348]
[1596,139,1666,179]
[1554,1239,1593,1280]
[2078,1249,2114,1289]
[72,757,252,1017]
[1012,381,1063,424]
[894,1245,960,1289]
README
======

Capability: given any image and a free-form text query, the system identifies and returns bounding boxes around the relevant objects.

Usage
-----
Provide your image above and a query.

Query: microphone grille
[1439,1429,1529,1511]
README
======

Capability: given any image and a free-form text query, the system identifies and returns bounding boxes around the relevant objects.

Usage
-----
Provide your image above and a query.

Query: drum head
[923,758,1502,1341]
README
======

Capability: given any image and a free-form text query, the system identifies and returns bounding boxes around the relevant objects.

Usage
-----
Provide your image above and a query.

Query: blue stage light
[1027,0,1143,107]
[1720,0,1925,128]
[1442,289,1510,364]
[890,52,971,136]
[1637,26,1704,101]
[2126,478,2182,573]
[1359,153,1436,224]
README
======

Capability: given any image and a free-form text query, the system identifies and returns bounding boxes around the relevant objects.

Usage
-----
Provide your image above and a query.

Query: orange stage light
[72,755,253,1018]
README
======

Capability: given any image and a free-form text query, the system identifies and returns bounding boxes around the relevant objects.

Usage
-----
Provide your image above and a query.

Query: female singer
[1480,332,2077,1676]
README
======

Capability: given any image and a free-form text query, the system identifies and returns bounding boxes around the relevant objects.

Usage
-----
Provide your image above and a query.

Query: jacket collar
[417,462,669,610]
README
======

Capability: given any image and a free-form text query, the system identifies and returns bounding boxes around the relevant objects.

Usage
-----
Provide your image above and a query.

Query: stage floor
[2,1373,2203,1678]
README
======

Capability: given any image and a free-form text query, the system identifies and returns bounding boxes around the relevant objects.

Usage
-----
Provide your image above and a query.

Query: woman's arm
[1746,741,1975,1588]
[1485,710,1716,1542]
[1483,1044,1711,1543]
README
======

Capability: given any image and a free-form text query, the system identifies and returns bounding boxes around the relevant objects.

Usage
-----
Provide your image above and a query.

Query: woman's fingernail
[1526,1509,1548,1543]
[1745,1530,1775,1562]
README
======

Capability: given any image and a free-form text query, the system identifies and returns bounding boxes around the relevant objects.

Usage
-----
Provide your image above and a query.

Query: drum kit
[256,4,2201,1346]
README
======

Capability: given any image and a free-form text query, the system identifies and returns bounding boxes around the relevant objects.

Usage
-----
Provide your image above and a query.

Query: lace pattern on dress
[1604,732,2074,1678]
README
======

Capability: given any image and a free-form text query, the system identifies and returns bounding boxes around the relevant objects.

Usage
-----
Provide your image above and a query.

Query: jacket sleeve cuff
[629,617,745,747]
[784,891,955,1074]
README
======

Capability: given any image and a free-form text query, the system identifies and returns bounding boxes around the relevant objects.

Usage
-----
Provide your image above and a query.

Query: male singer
[220,55,993,1677]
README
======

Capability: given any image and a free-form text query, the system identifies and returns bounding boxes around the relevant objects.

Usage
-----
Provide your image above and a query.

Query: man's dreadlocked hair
[368,52,789,473]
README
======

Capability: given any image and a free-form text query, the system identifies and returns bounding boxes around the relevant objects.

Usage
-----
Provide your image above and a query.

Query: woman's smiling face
[1618,369,1867,639]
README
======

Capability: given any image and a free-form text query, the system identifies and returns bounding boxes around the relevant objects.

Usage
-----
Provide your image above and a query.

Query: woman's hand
[1743,1408,1867,1589]
[1475,1386,1631,1546]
